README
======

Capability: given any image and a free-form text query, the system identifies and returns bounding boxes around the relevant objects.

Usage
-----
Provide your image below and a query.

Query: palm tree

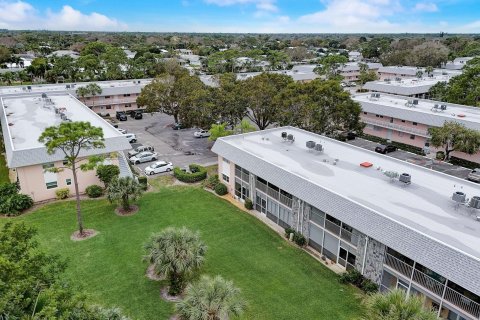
[107,176,143,212]
[85,83,102,109]
[363,289,438,320]
[176,275,246,320]
[76,86,90,104]
[144,227,207,296]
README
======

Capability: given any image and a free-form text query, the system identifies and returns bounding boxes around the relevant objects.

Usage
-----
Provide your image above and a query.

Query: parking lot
[347,137,472,180]
[113,113,217,177]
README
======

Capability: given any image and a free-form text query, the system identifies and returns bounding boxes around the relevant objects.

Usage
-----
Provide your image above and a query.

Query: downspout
[296,199,301,232]
[361,236,369,275]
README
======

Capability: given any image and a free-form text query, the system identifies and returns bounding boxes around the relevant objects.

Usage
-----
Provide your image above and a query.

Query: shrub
[85,185,103,198]
[436,151,445,160]
[96,164,120,187]
[138,176,148,190]
[284,227,295,238]
[173,164,207,183]
[361,279,379,293]
[214,183,228,196]
[293,233,306,247]
[203,174,219,190]
[0,183,33,216]
[55,188,70,200]
[450,156,479,170]
[244,198,253,210]
[339,269,363,286]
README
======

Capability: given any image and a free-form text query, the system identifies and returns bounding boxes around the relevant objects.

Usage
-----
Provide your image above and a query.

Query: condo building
[0,92,132,202]
[352,93,480,163]
[212,126,480,319]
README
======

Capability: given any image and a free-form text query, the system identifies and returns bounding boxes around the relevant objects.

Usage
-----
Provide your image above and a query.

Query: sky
[0,0,479,33]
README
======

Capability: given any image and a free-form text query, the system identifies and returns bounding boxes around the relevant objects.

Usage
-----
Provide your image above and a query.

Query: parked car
[467,168,480,183]
[128,145,154,157]
[172,123,187,130]
[123,133,137,143]
[134,112,143,120]
[116,111,127,121]
[375,144,397,154]
[129,151,158,164]
[194,129,210,138]
[117,128,127,134]
[144,161,173,175]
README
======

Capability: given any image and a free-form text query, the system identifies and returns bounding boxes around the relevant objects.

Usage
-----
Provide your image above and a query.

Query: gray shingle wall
[212,139,480,296]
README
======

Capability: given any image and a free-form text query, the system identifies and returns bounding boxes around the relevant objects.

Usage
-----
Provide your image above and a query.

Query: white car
[144,161,173,175]
[194,129,210,138]
[117,128,127,134]
[123,133,137,143]
[129,151,158,164]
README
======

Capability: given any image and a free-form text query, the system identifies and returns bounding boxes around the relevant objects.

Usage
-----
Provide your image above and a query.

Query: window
[412,122,418,126]
[46,181,58,189]
[390,117,394,123]
[379,115,384,118]
[125,104,131,108]
[66,179,72,185]
[310,207,325,227]
[222,174,229,183]
[401,120,405,123]
[106,105,112,110]
[363,112,368,115]
[123,94,131,97]
[410,134,415,140]
[105,96,111,99]
[398,132,404,137]
[375,114,380,118]
[373,126,382,131]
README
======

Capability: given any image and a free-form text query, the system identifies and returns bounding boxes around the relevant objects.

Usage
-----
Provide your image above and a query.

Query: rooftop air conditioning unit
[314,143,323,152]
[281,131,287,140]
[306,141,316,150]
[452,191,466,203]
[413,99,419,105]
[287,134,295,142]
[469,196,480,209]
[399,173,411,184]
[440,104,447,111]
[41,93,47,99]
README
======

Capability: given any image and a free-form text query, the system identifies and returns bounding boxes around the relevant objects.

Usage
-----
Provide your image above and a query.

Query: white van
[123,133,137,143]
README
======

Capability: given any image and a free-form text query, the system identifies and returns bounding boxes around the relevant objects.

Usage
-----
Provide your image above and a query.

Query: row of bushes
[55,184,105,200]
[0,183,33,216]
[284,227,306,247]
[339,269,379,294]
[450,156,479,170]
[202,174,229,196]
[361,134,425,156]
[174,164,207,183]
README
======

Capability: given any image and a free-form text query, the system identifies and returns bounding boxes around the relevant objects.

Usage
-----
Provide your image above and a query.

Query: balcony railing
[256,180,267,193]
[412,269,444,297]
[324,219,341,236]
[444,287,480,319]
[267,187,279,200]
[279,193,293,208]
[241,172,249,182]
[363,118,430,137]
[384,253,413,278]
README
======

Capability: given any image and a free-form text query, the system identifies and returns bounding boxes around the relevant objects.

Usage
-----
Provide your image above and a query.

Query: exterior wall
[217,155,235,195]
[17,156,118,202]
[355,235,386,285]
[81,93,141,113]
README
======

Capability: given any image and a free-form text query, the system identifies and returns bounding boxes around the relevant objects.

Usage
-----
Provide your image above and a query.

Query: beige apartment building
[0,92,132,202]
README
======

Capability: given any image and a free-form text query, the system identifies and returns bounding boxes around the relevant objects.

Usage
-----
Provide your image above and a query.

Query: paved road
[114,113,217,177]
[347,138,472,180]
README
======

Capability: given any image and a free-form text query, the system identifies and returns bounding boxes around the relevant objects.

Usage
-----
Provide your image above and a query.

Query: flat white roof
[353,93,480,129]
[0,79,152,96]
[2,93,122,150]
[366,76,451,89]
[219,127,480,259]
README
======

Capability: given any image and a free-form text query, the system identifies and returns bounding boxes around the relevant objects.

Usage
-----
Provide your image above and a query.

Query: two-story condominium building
[212,127,480,320]
[363,76,453,99]
[353,93,480,163]
[339,62,383,82]
[376,66,462,81]
[444,57,475,70]
[0,79,152,115]
[0,92,132,202]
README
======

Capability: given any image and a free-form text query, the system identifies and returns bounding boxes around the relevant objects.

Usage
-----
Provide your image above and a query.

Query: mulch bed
[70,229,98,241]
[146,264,165,281]
[160,287,183,302]
[115,205,139,216]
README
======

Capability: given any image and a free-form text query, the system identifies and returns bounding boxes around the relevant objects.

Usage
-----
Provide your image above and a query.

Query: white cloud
[414,2,438,12]
[204,0,278,12]
[45,5,126,31]
[0,1,126,31]
[297,0,402,33]
[0,1,34,23]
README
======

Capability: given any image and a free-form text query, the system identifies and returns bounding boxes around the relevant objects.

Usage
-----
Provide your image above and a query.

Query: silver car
[129,151,158,164]
[128,145,154,158]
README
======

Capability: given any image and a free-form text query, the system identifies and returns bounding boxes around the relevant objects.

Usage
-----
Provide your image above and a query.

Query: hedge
[214,183,228,195]
[173,164,207,183]
[0,182,33,216]
[138,176,148,190]
[85,185,103,198]
[450,156,479,170]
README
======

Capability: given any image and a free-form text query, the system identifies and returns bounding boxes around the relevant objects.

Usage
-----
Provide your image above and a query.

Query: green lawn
[2,187,364,320]
[0,154,10,184]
